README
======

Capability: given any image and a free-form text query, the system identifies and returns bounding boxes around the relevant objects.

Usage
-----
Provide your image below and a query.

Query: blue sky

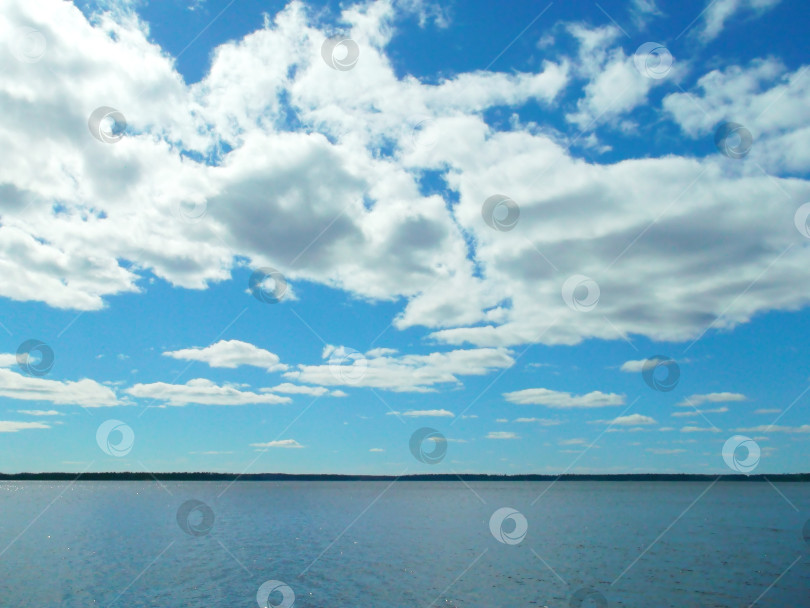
[1,0,809,474]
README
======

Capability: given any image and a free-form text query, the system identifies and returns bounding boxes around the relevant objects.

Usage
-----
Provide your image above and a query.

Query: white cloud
[671,407,729,417]
[664,59,810,174]
[0,368,121,407]
[504,388,625,408]
[262,383,330,396]
[619,356,676,373]
[125,378,291,406]
[369,447,384,452]
[609,414,656,426]
[754,408,780,414]
[17,409,63,416]
[695,0,781,42]
[735,425,810,434]
[513,417,562,425]
[486,431,519,440]
[559,438,587,446]
[0,0,809,360]
[164,340,287,371]
[680,426,721,433]
[0,420,51,432]
[676,392,746,407]
[387,409,454,417]
[287,347,514,392]
[564,24,660,129]
[250,439,304,448]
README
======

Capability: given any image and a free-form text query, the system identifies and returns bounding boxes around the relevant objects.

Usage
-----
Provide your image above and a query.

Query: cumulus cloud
[0,0,808,359]
[0,420,51,432]
[286,346,514,392]
[17,409,63,416]
[676,392,746,407]
[125,378,291,406]
[486,431,519,439]
[164,340,287,371]
[606,414,657,426]
[0,368,121,407]
[513,417,562,425]
[250,439,304,448]
[695,0,782,42]
[504,388,625,408]
[386,409,454,417]
[735,425,810,434]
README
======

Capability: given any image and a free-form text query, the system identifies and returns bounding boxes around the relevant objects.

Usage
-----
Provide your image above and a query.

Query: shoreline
[1,472,809,481]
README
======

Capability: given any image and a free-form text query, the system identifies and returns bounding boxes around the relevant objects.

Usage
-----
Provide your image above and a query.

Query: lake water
[0,481,808,607]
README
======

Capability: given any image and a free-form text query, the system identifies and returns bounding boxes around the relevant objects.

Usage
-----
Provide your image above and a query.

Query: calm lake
[0,481,808,607]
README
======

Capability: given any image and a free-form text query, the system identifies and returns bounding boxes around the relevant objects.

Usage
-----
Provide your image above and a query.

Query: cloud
[0,368,121,407]
[164,340,287,371]
[735,425,810,434]
[250,439,304,448]
[676,393,746,407]
[16,409,63,416]
[695,0,782,42]
[609,414,657,426]
[754,408,780,414]
[664,58,810,174]
[504,388,625,408]
[261,383,348,397]
[513,417,562,425]
[0,0,809,363]
[369,448,384,452]
[403,409,454,417]
[486,431,519,440]
[386,409,454,417]
[0,421,51,433]
[680,426,722,433]
[286,347,514,392]
[671,407,728,417]
[559,438,587,445]
[125,378,292,406]
[619,356,676,373]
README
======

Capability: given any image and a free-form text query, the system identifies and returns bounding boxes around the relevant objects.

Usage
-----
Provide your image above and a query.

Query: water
[0,481,808,607]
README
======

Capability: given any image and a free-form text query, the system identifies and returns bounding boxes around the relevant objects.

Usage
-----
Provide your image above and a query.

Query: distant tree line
[1,472,808,481]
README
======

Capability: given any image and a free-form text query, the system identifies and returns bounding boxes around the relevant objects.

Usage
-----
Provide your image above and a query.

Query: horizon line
[2,472,809,481]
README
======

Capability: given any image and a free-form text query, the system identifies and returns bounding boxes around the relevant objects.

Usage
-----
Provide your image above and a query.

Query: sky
[0,0,809,475]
